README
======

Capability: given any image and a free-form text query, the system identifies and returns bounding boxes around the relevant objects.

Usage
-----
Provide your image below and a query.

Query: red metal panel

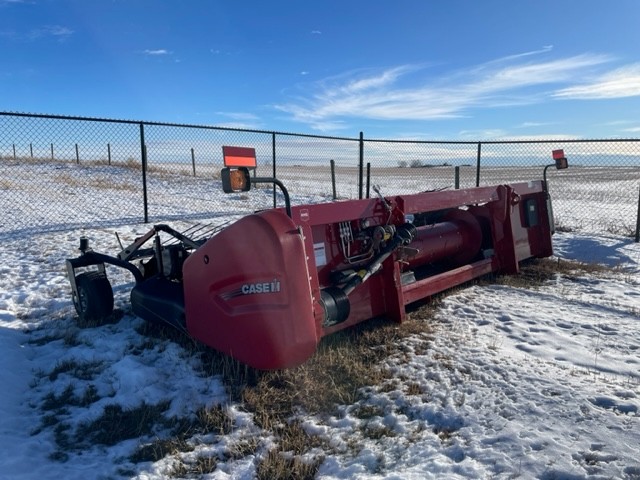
[321,274,390,335]
[505,182,553,260]
[382,255,406,323]
[291,198,384,226]
[402,258,498,305]
[396,185,501,214]
[489,185,520,274]
[182,209,317,370]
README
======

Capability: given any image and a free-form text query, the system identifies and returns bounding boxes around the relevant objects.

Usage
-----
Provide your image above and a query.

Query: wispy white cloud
[215,122,259,130]
[37,25,73,38]
[460,129,579,141]
[469,54,610,92]
[553,64,640,99]
[602,120,635,126]
[516,121,556,128]
[216,112,259,121]
[143,49,172,56]
[623,126,640,133]
[1,24,74,41]
[490,133,580,141]
[275,49,623,131]
[458,129,508,140]
[212,111,262,130]
[311,30,322,35]
[481,45,554,66]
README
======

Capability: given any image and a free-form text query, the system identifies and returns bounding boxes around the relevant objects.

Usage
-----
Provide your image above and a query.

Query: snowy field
[1,158,639,238]
[0,162,639,479]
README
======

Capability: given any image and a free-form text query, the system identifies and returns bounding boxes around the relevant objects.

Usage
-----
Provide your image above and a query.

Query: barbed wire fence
[1,111,639,241]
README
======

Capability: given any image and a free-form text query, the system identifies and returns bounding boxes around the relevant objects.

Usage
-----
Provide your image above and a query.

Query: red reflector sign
[223,146,257,168]
[552,149,565,160]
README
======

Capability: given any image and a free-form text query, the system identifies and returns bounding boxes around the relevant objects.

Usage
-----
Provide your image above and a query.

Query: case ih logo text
[241,280,281,295]
[218,279,282,301]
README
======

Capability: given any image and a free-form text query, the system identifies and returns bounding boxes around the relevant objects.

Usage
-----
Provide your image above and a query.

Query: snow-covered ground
[314,234,640,479]
[0,165,639,479]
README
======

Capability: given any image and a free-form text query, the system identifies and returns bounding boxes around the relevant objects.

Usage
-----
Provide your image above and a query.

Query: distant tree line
[398,160,453,168]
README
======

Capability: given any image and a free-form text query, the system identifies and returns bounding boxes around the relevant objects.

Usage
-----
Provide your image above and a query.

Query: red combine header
[67,148,568,369]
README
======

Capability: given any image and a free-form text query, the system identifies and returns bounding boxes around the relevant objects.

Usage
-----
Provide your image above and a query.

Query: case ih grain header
[67,148,568,369]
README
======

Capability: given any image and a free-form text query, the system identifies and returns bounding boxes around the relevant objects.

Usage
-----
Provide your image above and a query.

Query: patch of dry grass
[255,449,322,480]
[77,401,172,447]
[54,172,139,192]
[240,314,438,427]
[231,313,439,477]
[485,257,615,289]
[128,304,439,477]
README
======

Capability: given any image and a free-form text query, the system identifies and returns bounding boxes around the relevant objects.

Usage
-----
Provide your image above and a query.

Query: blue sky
[1,0,640,140]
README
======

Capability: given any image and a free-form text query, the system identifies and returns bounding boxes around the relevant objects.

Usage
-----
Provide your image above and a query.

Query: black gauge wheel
[73,272,114,327]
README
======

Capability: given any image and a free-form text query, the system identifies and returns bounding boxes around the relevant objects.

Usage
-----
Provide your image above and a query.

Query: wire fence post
[359,131,364,199]
[330,159,337,200]
[635,184,640,243]
[455,166,460,189]
[366,162,371,198]
[30,143,33,158]
[12,144,16,161]
[140,123,149,223]
[75,143,79,163]
[107,143,111,165]
[191,148,196,176]
[475,142,482,187]
[50,143,54,161]
[272,132,277,209]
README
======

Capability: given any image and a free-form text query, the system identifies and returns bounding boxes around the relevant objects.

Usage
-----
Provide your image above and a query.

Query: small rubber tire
[73,271,114,327]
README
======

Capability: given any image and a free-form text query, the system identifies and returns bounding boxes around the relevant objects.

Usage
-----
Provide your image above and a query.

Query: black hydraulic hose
[320,223,417,326]
[342,223,417,295]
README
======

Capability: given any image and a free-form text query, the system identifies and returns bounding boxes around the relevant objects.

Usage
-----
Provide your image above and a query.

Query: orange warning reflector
[551,149,568,170]
[223,146,257,168]
[229,169,248,190]
[221,167,251,193]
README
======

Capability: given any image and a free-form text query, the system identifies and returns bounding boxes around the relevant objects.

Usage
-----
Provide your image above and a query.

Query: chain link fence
[1,112,639,240]
[363,138,640,237]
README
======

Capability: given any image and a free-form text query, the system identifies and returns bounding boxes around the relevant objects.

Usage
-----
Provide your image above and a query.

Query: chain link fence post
[476,142,482,187]
[359,131,364,199]
[272,132,277,209]
[139,123,149,223]
[636,185,640,243]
